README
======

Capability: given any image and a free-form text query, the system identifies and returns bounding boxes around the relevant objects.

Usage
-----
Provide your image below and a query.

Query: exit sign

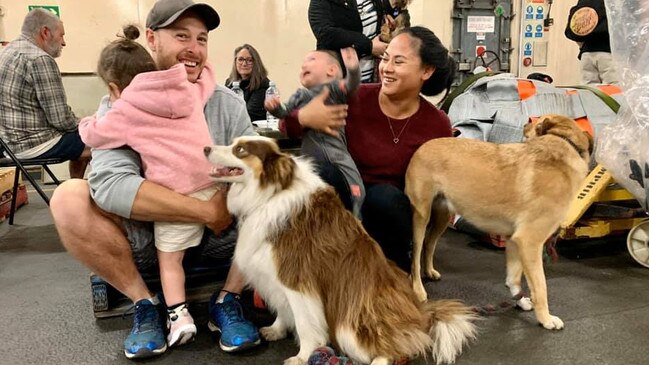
[28,5,60,17]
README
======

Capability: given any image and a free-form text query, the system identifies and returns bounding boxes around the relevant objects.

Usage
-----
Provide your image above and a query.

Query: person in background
[282,26,456,271]
[50,0,260,360]
[565,0,619,84]
[527,72,553,84]
[225,44,270,122]
[308,0,391,83]
[0,8,90,178]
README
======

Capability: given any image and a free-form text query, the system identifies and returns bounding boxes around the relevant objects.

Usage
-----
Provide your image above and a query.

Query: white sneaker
[167,303,197,347]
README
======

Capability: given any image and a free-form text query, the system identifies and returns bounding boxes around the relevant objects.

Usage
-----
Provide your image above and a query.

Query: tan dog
[405,115,593,330]
[380,0,412,43]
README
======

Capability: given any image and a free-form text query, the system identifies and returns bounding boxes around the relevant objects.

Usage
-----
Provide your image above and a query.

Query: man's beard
[44,37,62,58]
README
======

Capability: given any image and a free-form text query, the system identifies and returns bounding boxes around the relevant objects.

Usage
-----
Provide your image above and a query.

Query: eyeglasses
[236,57,254,65]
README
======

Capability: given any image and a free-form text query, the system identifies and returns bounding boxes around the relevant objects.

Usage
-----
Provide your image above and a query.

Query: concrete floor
[1,190,649,365]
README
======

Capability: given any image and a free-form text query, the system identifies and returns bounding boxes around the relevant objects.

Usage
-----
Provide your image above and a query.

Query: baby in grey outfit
[265,48,364,218]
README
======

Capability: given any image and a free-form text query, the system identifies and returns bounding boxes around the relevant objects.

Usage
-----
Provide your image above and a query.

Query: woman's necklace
[386,116,412,144]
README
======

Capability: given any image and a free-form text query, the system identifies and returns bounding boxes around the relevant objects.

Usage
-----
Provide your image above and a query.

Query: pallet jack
[559,164,649,267]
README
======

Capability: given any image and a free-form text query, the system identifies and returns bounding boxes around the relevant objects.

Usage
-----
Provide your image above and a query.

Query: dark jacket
[227,78,269,122]
[308,0,385,58]
[564,0,611,58]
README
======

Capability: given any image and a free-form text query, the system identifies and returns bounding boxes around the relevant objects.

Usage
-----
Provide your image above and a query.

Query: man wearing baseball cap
[51,0,261,359]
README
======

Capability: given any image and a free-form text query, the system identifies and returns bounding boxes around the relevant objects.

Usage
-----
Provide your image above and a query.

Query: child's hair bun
[122,24,140,41]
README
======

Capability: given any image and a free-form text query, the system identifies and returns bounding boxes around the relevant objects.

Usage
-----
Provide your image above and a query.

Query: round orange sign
[570,7,599,36]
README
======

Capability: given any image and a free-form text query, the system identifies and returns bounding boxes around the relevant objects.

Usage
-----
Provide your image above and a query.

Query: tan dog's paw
[425,267,441,280]
[516,297,533,311]
[413,283,428,302]
[260,326,287,341]
[284,356,307,365]
[540,315,564,330]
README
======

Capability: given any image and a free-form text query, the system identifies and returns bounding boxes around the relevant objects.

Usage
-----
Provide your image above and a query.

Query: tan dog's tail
[426,300,477,365]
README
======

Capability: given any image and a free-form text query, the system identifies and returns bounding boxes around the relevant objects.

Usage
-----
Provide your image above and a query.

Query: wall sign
[28,5,60,17]
[467,16,495,33]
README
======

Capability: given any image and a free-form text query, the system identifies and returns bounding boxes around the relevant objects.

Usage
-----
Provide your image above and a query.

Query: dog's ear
[584,131,594,155]
[535,117,554,136]
[262,153,296,190]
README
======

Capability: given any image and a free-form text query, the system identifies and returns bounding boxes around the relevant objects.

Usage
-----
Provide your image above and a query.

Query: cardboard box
[0,168,27,222]
[0,168,21,193]
[0,184,28,222]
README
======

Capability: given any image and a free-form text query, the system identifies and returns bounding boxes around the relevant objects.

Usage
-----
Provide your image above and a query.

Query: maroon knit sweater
[282,83,452,189]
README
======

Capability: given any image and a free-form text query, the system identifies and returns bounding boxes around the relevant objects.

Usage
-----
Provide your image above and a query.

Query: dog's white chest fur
[232,220,279,295]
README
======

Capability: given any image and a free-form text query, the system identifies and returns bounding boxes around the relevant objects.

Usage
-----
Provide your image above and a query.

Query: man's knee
[50,179,92,226]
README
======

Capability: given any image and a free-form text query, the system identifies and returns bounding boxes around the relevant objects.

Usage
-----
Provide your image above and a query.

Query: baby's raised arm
[340,47,360,96]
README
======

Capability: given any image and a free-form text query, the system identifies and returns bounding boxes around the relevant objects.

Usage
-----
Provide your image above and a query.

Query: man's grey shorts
[122,219,237,272]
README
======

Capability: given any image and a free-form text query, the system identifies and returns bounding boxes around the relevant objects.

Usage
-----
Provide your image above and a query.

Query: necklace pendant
[393,138,399,144]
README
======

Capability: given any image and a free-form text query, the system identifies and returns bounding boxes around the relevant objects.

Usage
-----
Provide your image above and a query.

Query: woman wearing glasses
[225,44,270,122]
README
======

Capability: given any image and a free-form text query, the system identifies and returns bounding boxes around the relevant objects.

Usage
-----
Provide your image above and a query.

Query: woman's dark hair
[97,25,157,91]
[225,44,269,91]
[398,26,456,97]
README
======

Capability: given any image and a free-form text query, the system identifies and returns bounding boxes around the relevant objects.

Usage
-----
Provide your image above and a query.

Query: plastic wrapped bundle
[596,0,649,210]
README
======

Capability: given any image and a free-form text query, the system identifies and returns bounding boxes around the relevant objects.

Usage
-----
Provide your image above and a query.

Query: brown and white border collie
[204,136,477,365]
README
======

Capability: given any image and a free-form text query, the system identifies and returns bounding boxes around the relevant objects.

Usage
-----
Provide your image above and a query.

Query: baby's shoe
[167,302,197,347]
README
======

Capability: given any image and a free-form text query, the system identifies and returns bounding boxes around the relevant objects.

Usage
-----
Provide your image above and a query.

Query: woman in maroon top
[282,26,455,270]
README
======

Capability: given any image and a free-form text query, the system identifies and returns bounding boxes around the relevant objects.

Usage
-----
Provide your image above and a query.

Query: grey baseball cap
[146,0,220,31]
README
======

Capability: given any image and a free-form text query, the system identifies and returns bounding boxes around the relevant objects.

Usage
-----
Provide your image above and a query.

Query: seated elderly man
[0,8,90,178]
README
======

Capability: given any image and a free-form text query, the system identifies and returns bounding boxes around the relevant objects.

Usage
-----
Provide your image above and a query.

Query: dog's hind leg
[423,196,450,282]
[510,225,564,330]
[505,241,533,311]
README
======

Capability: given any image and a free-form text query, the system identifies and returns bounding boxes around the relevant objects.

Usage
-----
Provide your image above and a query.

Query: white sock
[147,295,160,305]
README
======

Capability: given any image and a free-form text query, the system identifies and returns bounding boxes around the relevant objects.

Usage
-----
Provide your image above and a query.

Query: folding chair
[0,136,66,225]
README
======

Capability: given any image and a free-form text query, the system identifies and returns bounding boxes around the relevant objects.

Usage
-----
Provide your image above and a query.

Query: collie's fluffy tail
[426,300,478,365]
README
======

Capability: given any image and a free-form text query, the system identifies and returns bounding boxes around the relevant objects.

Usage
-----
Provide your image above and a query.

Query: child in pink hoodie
[79,26,216,347]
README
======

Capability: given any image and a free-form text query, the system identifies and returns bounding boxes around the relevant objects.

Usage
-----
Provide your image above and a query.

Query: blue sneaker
[123,298,167,359]
[208,292,261,352]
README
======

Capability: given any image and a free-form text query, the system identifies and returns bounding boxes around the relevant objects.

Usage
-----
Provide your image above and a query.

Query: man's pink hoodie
[79,63,215,195]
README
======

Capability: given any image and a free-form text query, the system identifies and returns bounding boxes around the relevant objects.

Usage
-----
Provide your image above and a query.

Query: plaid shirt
[0,36,78,153]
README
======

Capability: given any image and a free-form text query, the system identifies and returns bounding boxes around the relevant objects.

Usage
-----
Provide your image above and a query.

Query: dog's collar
[546,132,585,155]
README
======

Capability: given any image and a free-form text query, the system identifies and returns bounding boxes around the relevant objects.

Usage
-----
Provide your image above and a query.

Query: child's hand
[264,95,281,112]
[340,47,359,71]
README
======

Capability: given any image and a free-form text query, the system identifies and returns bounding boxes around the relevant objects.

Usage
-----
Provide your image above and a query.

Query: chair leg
[8,167,20,225]
[42,165,61,185]
[14,163,50,204]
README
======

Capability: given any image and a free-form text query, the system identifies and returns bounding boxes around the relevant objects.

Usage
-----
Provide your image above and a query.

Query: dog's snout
[203,146,211,157]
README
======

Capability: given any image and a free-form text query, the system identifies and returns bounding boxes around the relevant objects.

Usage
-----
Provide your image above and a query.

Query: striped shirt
[0,36,78,154]
[357,0,380,83]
